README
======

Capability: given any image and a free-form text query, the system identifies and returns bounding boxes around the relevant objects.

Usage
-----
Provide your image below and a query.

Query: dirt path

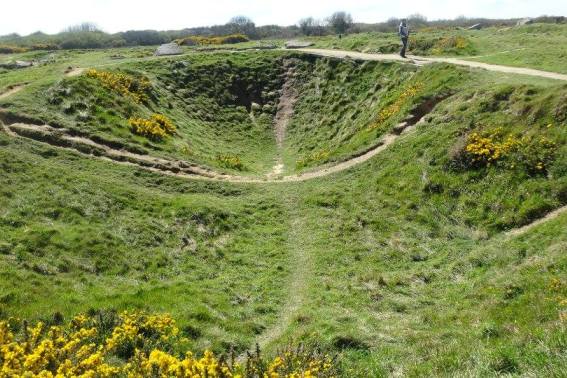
[506,205,567,237]
[0,84,26,100]
[1,117,421,184]
[247,197,313,354]
[3,122,237,181]
[267,60,299,179]
[274,60,299,149]
[296,48,567,82]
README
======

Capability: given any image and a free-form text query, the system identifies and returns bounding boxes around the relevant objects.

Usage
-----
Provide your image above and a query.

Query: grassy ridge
[308,23,567,74]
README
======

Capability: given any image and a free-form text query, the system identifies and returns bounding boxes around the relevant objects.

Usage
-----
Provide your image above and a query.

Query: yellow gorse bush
[431,36,470,54]
[0,311,336,377]
[462,127,557,173]
[368,83,423,131]
[465,132,520,163]
[129,114,176,140]
[86,69,151,103]
[177,34,250,46]
[296,149,330,170]
[216,154,244,170]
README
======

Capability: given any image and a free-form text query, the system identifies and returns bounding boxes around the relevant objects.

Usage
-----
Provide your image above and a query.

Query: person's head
[401,19,407,26]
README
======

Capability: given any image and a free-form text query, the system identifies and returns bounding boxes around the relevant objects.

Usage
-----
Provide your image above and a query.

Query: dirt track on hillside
[0,84,26,100]
[267,59,299,179]
[297,48,567,82]
[506,206,567,237]
[1,113,425,185]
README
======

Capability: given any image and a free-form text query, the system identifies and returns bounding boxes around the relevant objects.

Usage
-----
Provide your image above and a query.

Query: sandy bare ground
[0,84,26,100]
[274,61,299,149]
[296,48,567,82]
[266,60,299,179]
[64,67,85,77]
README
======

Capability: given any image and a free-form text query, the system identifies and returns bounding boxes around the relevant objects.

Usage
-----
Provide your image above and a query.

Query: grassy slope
[2,51,290,174]
[285,59,466,172]
[1,47,566,376]
[0,131,294,353]
[279,80,566,374]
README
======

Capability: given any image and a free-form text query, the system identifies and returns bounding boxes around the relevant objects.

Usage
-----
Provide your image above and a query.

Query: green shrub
[0,45,27,54]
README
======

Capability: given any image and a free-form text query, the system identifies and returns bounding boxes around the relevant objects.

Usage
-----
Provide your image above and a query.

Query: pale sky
[2,0,566,36]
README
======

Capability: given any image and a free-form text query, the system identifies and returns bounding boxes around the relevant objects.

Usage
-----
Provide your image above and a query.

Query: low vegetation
[0,31,565,377]
[85,69,151,104]
[0,311,337,377]
[177,34,250,46]
[129,114,176,140]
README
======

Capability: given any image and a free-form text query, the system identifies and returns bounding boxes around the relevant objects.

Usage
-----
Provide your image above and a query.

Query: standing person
[399,19,409,58]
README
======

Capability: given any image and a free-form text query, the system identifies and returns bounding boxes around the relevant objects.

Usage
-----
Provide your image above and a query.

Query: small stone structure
[467,23,483,30]
[516,18,534,26]
[285,40,314,49]
[0,60,34,69]
[155,43,183,56]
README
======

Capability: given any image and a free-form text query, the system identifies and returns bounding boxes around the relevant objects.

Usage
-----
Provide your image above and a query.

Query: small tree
[226,16,257,38]
[298,17,327,36]
[407,13,428,28]
[327,12,353,35]
[63,22,100,33]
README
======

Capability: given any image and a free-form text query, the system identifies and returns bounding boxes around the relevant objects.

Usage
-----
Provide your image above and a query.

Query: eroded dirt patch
[64,67,85,77]
[267,59,300,179]
[0,84,27,100]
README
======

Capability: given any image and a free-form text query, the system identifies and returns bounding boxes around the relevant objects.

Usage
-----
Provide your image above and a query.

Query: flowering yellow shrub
[431,36,470,54]
[296,149,330,169]
[465,131,520,164]
[460,126,557,173]
[129,114,176,140]
[368,83,423,131]
[0,311,336,377]
[85,69,151,103]
[177,34,250,46]
[217,154,244,170]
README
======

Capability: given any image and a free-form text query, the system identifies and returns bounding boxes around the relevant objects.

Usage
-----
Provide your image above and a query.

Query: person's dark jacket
[399,24,409,38]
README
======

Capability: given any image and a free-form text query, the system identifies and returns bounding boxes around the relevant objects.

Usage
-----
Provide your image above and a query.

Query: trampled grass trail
[253,192,314,351]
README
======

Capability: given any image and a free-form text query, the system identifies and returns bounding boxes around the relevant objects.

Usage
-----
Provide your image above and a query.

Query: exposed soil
[64,67,85,77]
[506,205,567,237]
[2,121,237,182]
[274,60,299,149]
[266,59,299,179]
[0,84,26,100]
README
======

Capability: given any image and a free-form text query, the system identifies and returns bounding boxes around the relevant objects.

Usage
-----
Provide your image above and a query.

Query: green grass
[0,42,566,376]
[306,23,567,74]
